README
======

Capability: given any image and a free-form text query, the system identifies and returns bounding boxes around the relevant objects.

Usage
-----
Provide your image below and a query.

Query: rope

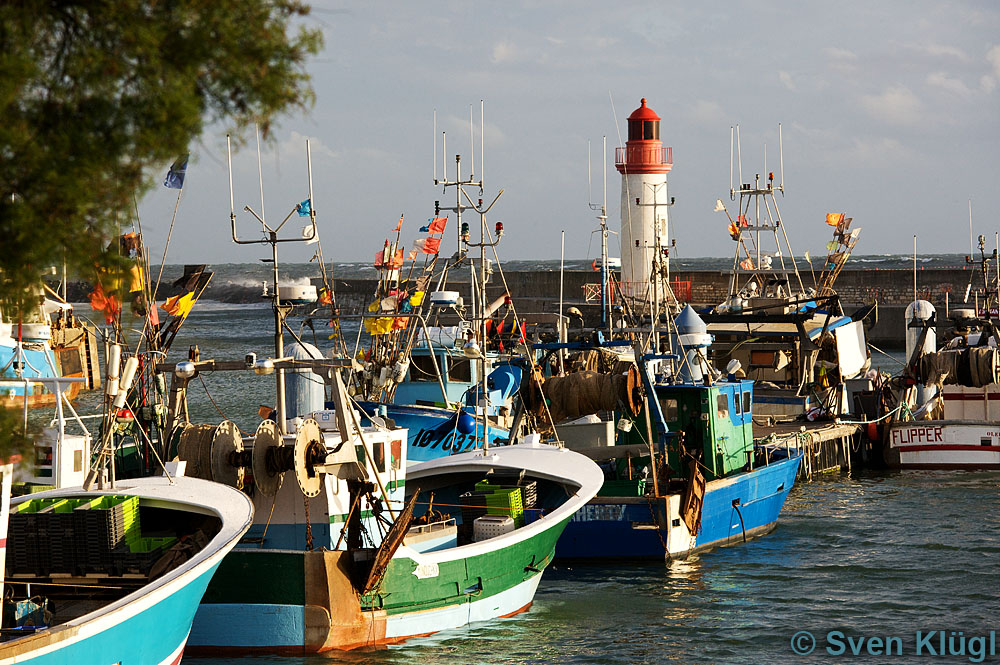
[646,494,670,554]
[197,375,249,436]
[836,404,904,425]
[304,494,314,551]
[868,342,906,368]
[258,491,279,549]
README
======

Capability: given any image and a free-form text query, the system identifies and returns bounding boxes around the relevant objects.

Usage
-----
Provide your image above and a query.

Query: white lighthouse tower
[615,98,673,304]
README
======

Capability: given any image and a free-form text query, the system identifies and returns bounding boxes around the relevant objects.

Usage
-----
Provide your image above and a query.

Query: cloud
[824,47,857,61]
[861,85,922,126]
[989,45,1000,76]
[926,72,973,99]
[492,40,519,64]
[824,47,858,75]
[845,137,913,168]
[983,44,1000,92]
[686,100,727,127]
[920,44,971,62]
[778,71,795,91]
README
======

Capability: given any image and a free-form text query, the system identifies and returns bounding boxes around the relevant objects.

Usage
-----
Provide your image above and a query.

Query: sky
[137,0,1000,267]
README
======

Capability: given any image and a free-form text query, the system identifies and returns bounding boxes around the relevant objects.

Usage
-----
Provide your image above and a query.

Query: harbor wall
[60,266,972,347]
[321,267,970,347]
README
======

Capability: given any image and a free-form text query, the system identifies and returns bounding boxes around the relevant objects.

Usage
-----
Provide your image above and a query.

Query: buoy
[456,410,476,435]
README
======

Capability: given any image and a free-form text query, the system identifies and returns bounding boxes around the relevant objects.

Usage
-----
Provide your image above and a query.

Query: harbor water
[69,272,1000,664]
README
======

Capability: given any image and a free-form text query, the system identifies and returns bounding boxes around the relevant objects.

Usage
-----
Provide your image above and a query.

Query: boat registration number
[412,428,481,452]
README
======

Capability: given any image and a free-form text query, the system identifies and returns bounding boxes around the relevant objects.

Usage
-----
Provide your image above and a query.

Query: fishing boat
[176,388,601,652]
[0,286,96,410]
[523,309,802,560]
[168,133,603,652]
[703,127,872,419]
[877,234,1000,469]
[0,378,254,665]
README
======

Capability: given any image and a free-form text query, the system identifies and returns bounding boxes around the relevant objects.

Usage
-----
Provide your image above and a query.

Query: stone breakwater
[59,267,975,346]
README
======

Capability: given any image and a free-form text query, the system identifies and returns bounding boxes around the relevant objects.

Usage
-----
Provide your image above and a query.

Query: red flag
[737,214,749,227]
[393,214,403,232]
[427,216,447,234]
[89,283,121,325]
[407,249,418,261]
[389,249,404,268]
[412,237,441,255]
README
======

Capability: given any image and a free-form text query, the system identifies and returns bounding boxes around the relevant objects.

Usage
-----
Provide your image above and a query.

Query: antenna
[778,123,784,191]
[255,124,266,227]
[603,135,607,213]
[480,100,485,187]
[736,125,743,191]
[442,131,447,184]
[433,110,437,183]
[306,139,316,241]
[469,104,475,181]
[729,126,734,199]
[969,199,974,259]
[227,134,235,219]
[588,140,593,204]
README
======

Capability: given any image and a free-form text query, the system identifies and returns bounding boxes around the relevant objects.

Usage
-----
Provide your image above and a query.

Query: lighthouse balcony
[615,145,673,173]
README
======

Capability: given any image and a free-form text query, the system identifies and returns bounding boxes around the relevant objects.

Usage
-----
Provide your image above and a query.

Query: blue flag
[297,199,312,217]
[163,154,189,189]
[419,224,430,233]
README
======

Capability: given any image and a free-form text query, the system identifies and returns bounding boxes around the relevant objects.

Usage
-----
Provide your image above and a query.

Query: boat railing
[14,376,89,437]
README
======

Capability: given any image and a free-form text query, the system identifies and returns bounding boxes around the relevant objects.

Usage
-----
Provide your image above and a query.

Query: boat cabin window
[658,397,679,422]
[732,391,742,415]
[373,441,386,473]
[448,357,472,383]
[742,391,752,415]
[355,443,367,470]
[408,354,440,382]
[716,394,729,419]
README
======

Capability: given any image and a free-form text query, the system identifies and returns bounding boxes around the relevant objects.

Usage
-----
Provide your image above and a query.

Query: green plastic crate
[128,536,178,554]
[13,498,67,514]
[485,487,524,527]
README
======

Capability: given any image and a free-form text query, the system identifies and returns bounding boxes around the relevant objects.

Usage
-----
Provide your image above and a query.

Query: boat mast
[588,137,613,337]
[227,129,319,435]
[436,102,504,451]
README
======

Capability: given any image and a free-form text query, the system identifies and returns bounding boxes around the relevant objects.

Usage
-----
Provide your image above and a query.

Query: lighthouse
[615,98,673,302]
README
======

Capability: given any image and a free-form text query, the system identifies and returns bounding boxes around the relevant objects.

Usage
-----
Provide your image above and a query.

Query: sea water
[190,471,1000,665]
[66,262,1000,664]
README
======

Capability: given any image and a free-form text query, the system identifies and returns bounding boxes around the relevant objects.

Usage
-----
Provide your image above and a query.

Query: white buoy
[284,341,325,418]
[905,300,937,406]
[905,300,937,360]
[112,356,139,409]
[105,344,121,398]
